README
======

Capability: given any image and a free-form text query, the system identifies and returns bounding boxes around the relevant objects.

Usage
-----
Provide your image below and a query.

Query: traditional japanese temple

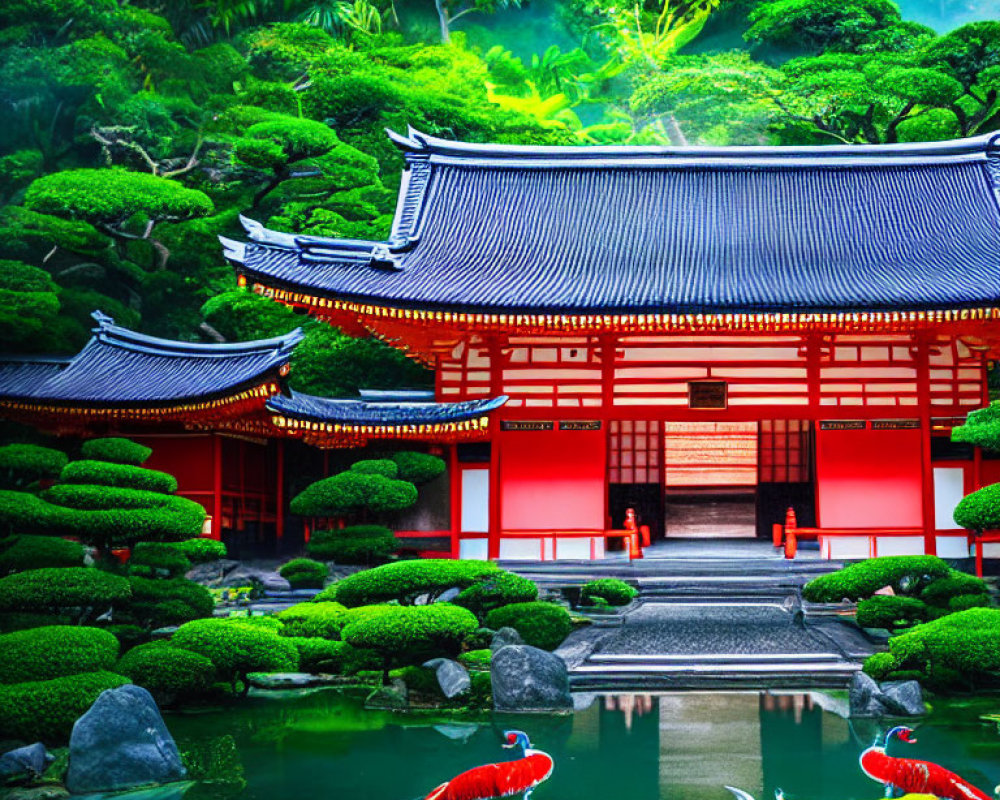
[7,131,1000,561]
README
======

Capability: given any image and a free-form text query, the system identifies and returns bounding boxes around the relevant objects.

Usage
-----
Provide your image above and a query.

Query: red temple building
[6,131,1000,562]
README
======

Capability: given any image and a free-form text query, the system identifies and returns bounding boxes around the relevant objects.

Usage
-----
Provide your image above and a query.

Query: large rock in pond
[66,685,187,794]
[423,658,471,699]
[848,672,885,718]
[492,645,572,712]
[880,680,926,716]
[0,743,52,779]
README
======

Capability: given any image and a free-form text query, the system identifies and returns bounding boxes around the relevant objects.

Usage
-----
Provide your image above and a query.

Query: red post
[772,523,783,548]
[916,339,937,555]
[783,507,797,559]
[211,434,223,541]
[449,444,460,558]
[275,439,285,541]
[976,533,984,579]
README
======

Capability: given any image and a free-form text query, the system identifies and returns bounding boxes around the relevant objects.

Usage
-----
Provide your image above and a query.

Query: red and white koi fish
[424,730,553,800]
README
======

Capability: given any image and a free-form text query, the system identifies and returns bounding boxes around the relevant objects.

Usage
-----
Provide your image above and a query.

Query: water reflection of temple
[571,692,862,800]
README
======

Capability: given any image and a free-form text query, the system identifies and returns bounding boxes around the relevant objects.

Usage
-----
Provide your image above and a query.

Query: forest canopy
[1,0,998,394]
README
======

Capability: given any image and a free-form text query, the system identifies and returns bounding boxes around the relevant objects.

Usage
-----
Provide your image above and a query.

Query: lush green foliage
[350,459,399,478]
[0,535,85,574]
[0,567,131,616]
[172,618,299,691]
[81,437,152,465]
[485,602,572,650]
[919,570,989,607]
[954,482,1000,531]
[287,636,381,673]
[168,537,227,563]
[277,601,350,637]
[61,460,178,493]
[0,261,65,354]
[580,578,637,606]
[392,452,446,484]
[306,524,396,565]
[0,625,119,684]
[0,671,130,741]
[855,595,929,630]
[279,557,329,588]
[0,444,67,488]
[290,471,418,516]
[116,641,215,703]
[458,648,492,670]
[126,576,214,628]
[328,559,500,606]
[802,556,951,602]
[129,541,193,578]
[454,571,539,618]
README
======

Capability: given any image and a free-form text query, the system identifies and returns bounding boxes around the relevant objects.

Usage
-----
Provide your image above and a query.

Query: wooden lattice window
[609,420,661,484]
[759,420,810,483]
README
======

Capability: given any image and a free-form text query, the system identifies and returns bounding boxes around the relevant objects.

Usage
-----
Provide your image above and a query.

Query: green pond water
[165,689,1000,800]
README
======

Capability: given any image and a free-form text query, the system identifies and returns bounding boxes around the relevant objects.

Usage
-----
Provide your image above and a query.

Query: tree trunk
[435,0,451,43]
[663,114,688,146]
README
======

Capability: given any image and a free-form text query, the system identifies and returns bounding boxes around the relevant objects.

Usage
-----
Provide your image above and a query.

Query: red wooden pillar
[275,439,285,540]
[488,335,504,561]
[601,335,615,528]
[211,434,223,541]
[916,339,937,555]
[449,444,460,558]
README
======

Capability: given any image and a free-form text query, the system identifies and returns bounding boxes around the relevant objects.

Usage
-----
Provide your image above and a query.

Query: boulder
[65,685,187,794]
[848,672,886,718]
[880,680,926,716]
[365,678,408,710]
[186,560,239,585]
[246,672,320,689]
[422,658,471,699]
[0,743,52,780]
[491,645,572,712]
[5,787,70,800]
[490,627,524,653]
[435,587,461,603]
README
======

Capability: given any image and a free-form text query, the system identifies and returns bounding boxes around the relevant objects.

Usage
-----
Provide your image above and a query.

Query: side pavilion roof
[226,131,1000,319]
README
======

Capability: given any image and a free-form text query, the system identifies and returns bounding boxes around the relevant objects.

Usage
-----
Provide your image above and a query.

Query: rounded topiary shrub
[454,571,538,619]
[129,542,192,578]
[0,567,131,616]
[458,648,492,670]
[276,601,350,638]
[330,559,500,606]
[126,576,214,629]
[802,556,951,603]
[919,570,989,609]
[279,558,328,588]
[0,671,130,741]
[955,482,1000,531]
[81,438,152,466]
[862,651,899,681]
[171,618,299,693]
[168,538,226,563]
[290,471,417,516]
[485,602,572,650]
[0,625,119,684]
[350,459,399,478]
[286,637,380,674]
[855,595,928,630]
[392,451,446,484]
[580,578,637,607]
[0,535,85,574]
[116,641,215,704]
[60,461,177,493]
[0,444,67,488]
[306,525,396,565]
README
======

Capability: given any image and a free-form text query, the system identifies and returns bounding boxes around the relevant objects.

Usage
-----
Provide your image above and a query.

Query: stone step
[586,652,844,664]
[569,660,861,690]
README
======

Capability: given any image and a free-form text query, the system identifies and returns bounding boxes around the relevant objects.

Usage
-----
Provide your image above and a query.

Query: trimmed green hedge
[306,525,396,565]
[392,451,445,484]
[0,671,130,741]
[350,459,398,478]
[856,595,928,630]
[279,558,328,588]
[172,618,299,693]
[129,542,192,578]
[919,570,989,608]
[458,648,492,670]
[277,601,350,638]
[127,576,214,629]
[290,471,417,516]
[168,538,226,563]
[0,625,119,684]
[485,602,572,650]
[0,567,131,615]
[341,604,478,679]
[81,438,152,466]
[0,535,84,574]
[454,571,538,619]
[954,482,1000,531]
[580,578,637,607]
[60,460,178,493]
[0,444,67,487]
[327,559,501,606]
[802,556,951,602]
[116,642,214,703]
[286,637,381,674]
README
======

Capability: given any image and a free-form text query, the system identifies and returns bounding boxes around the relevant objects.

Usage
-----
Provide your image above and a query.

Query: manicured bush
[862,651,898,681]
[954,482,1000,531]
[168,538,227,563]
[116,642,214,704]
[350,459,398,478]
[127,576,214,629]
[80,438,151,466]
[286,637,380,674]
[0,444,67,487]
[390,665,443,699]
[60,460,177,493]
[290,471,418,516]
[949,593,990,612]
[276,601,350,638]
[392,451,446,484]
[919,570,989,609]
[330,559,500,607]
[485,602,572,650]
[306,525,396,565]
[802,556,951,602]
[129,542,192,578]
[0,535,84,574]
[454,571,538,619]
[0,625,119,684]
[0,567,131,618]
[0,671,130,741]
[171,618,299,693]
[580,578,637,607]
[279,558,328,588]
[341,604,479,683]
[103,624,149,652]
[856,595,928,630]
[458,649,492,670]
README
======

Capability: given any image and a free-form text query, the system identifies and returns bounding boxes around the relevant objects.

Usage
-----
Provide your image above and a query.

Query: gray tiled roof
[267,391,507,425]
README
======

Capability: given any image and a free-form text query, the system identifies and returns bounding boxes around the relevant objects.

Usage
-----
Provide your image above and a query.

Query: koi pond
[165,689,1000,800]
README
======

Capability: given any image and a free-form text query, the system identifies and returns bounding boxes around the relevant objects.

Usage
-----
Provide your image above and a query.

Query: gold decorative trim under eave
[270,414,490,437]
